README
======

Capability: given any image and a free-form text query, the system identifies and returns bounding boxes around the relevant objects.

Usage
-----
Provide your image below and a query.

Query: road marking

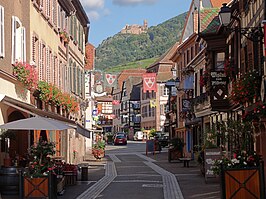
[142,184,164,188]
[113,180,162,183]
[76,162,117,199]
[190,191,220,198]
[116,165,147,168]
[136,152,157,162]
[108,154,121,162]
[118,174,161,177]
[144,161,184,199]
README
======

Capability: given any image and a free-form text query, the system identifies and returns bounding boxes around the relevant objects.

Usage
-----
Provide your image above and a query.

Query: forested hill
[95,12,187,71]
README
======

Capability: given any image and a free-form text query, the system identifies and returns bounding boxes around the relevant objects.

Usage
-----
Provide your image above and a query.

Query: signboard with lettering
[204,148,222,182]
[210,71,230,110]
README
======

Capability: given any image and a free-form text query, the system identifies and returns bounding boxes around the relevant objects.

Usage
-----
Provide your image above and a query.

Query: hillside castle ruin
[120,20,148,35]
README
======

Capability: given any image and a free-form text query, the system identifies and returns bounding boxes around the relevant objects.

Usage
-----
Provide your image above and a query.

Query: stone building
[120,20,148,35]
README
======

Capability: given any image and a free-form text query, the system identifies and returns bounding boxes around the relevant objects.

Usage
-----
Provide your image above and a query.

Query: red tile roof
[117,69,146,90]
[210,0,231,8]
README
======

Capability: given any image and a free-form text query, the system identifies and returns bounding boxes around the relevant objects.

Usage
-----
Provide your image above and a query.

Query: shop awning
[0,116,73,130]
[0,94,90,138]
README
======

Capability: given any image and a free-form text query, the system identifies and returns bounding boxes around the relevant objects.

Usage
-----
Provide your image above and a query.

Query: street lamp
[218,3,263,42]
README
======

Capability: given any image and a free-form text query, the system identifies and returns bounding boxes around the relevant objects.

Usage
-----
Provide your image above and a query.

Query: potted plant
[92,140,105,160]
[209,119,265,198]
[213,150,264,199]
[21,140,57,198]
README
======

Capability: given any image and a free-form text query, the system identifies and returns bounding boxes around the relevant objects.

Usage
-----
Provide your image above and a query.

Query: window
[163,86,169,96]
[12,16,26,63]
[0,6,4,57]
[215,52,225,71]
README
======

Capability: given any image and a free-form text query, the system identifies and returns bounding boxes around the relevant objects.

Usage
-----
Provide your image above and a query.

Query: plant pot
[92,149,105,160]
[24,177,49,198]
[221,165,265,199]
[21,172,57,199]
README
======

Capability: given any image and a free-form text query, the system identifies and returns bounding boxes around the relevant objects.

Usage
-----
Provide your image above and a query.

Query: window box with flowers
[59,29,70,44]
[21,140,57,198]
[36,81,79,114]
[230,70,260,105]
[13,62,38,91]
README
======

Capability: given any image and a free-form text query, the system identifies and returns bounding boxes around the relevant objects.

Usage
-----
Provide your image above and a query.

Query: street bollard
[81,167,88,181]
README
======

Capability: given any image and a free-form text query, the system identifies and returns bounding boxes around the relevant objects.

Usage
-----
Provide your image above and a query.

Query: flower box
[221,164,265,199]
[20,171,57,199]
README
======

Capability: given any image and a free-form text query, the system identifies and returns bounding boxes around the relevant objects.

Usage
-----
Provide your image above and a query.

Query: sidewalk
[1,151,220,199]
[149,151,220,199]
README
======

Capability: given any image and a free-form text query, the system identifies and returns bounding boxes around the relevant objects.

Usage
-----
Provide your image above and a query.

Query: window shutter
[57,5,60,30]
[46,48,50,83]
[52,0,57,26]
[0,6,4,58]
[11,16,16,63]
[32,36,36,63]
[21,27,26,62]
[38,42,43,80]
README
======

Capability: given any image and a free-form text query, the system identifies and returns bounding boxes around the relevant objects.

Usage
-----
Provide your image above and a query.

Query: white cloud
[113,0,157,6]
[103,8,111,16]
[87,11,100,21]
[80,0,104,9]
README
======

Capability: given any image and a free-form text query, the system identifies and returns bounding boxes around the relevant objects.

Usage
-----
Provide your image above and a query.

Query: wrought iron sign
[210,71,229,110]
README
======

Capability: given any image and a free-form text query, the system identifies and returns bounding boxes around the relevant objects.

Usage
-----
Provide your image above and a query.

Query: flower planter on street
[220,163,265,199]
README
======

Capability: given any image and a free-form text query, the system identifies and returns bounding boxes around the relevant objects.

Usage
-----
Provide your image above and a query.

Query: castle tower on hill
[120,20,148,35]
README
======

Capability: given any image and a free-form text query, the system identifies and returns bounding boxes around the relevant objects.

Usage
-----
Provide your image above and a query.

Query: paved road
[1,141,220,199]
[75,141,220,199]
[76,141,183,199]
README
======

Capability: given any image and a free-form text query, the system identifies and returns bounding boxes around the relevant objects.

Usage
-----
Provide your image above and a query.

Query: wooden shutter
[0,6,4,58]
[21,27,26,62]
[11,16,16,63]
[52,0,57,26]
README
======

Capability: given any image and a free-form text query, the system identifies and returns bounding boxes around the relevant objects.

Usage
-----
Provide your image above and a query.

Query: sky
[80,0,191,47]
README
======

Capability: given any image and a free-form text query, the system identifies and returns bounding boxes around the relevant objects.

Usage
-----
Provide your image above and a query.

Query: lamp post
[165,76,180,140]
[218,3,263,42]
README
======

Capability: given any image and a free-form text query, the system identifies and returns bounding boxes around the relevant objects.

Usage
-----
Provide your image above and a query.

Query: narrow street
[69,141,220,199]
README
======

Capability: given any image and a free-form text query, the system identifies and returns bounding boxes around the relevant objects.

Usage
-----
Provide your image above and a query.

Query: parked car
[158,135,169,148]
[134,131,143,141]
[114,134,127,145]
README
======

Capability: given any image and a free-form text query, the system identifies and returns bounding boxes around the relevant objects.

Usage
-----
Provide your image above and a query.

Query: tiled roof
[200,8,220,34]
[157,71,173,82]
[210,0,231,8]
[117,69,146,90]
[95,95,113,102]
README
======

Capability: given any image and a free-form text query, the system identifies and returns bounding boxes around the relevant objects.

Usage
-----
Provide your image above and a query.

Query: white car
[134,131,143,141]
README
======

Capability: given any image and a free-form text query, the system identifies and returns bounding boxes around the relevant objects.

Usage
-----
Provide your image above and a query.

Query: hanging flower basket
[230,70,260,104]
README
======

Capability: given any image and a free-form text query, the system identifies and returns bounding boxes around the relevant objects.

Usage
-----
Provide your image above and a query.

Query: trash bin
[81,167,88,181]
